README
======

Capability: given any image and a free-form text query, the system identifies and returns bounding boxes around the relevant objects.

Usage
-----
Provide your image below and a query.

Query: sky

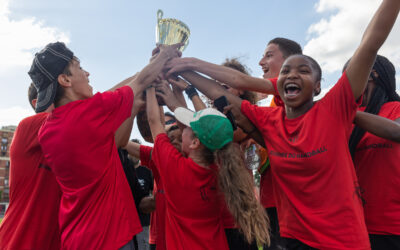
[1,0,400,135]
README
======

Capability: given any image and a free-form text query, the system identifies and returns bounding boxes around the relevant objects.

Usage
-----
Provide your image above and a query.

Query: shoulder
[17,113,48,134]
[380,101,400,118]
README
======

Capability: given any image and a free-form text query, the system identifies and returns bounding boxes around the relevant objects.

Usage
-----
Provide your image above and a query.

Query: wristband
[184,85,199,99]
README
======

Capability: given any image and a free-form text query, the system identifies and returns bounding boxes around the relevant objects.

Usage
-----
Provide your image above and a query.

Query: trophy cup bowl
[156,9,190,51]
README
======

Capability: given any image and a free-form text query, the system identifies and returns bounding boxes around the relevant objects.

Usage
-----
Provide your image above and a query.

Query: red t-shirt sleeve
[319,71,361,127]
[269,77,284,107]
[99,86,134,132]
[152,133,188,187]
[241,100,272,134]
[140,145,153,167]
[387,102,400,120]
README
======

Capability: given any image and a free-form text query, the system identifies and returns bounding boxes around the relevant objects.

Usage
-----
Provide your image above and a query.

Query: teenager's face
[69,59,92,99]
[277,55,320,109]
[259,43,286,79]
[168,128,182,152]
[181,127,195,156]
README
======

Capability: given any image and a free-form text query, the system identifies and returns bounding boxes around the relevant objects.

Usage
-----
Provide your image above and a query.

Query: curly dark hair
[222,58,257,104]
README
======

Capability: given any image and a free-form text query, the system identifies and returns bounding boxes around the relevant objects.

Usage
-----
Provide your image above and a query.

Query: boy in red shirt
[28,42,180,249]
[0,84,60,250]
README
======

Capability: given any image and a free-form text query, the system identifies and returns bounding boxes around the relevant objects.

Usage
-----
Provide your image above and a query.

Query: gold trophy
[156,9,190,51]
[137,10,191,143]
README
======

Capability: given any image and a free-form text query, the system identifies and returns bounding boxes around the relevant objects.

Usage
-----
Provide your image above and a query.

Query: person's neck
[55,93,81,108]
[285,99,314,119]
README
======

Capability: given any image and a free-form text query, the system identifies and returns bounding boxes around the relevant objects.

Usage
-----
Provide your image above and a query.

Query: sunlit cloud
[0,0,70,73]
[304,0,400,78]
[0,106,34,127]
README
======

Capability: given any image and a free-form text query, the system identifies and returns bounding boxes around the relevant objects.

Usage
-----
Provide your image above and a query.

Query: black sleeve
[118,149,147,208]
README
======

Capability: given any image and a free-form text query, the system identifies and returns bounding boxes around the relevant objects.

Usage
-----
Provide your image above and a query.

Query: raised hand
[167,76,189,91]
[165,57,196,78]
[155,80,182,112]
[159,43,183,59]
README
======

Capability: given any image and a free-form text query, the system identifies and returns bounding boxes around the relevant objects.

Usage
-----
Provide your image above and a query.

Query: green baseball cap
[174,107,233,151]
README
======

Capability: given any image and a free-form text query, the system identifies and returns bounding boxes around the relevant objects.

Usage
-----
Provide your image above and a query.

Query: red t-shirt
[0,113,61,250]
[152,133,229,250]
[259,77,279,208]
[241,72,370,249]
[140,145,167,250]
[354,101,400,235]
[38,86,142,249]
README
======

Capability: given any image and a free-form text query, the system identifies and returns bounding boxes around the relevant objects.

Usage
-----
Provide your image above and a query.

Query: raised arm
[179,71,266,147]
[107,74,137,92]
[146,87,165,141]
[346,0,400,99]
[123,140,141,159]
[126,44,181,115]
[115,91,145,147]
[354,111,400,142]
[166,57,276,94]
[168,77,206,111]
[179,71,243,108]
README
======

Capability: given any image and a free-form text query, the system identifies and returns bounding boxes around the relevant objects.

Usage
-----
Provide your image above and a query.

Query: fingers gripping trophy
[138,10,190,142]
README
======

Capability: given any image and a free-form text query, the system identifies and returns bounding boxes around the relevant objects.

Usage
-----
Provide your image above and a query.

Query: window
[1,137,8,156]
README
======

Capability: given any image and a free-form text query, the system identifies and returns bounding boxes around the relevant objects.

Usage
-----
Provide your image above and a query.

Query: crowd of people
[0,0,399,249]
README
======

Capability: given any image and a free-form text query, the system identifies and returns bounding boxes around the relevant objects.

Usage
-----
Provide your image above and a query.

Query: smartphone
[213,96,237,130]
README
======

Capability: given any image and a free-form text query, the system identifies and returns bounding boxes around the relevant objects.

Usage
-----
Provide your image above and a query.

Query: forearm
[107,74,137,92]
[191,95,207,111]
[189,58,275,93]
[124,140,141,159]
[180,71,242,108]
[172,88,188,110]
[347,0,400,99]
[361,0,400,54]
[146,87,165,140]
[130,52,170,95]
[354,111,400,142]
[115,117,133,148]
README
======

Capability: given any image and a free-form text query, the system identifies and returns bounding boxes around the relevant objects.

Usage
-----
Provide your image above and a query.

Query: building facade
[0,125,15,214]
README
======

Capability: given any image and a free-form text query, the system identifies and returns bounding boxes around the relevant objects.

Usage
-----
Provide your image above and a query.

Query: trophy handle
[157,9,163,22]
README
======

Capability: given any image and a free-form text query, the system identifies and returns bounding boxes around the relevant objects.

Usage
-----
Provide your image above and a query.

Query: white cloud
[0,0,69,73]
[304,0,400,77]
[0,106,34,127]
[0,0,70,127]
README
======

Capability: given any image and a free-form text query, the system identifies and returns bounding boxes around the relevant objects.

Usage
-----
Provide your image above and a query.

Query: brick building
[0,125,16,206]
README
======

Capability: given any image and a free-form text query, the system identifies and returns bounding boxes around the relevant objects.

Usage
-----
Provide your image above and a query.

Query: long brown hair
[214,142,270,245]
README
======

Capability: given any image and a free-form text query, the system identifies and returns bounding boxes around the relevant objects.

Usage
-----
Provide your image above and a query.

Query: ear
[31,99,37,109]
[57,74,72,87]
[189,137,201,150]
[314,81,321,96]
